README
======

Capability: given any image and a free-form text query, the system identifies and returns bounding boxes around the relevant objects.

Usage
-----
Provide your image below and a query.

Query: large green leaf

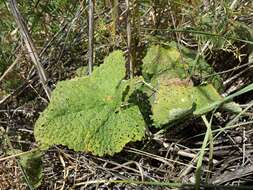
[34,51,146,156]
[142,45,227,127]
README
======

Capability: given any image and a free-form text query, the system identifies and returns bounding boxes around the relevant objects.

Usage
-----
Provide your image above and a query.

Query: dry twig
[8,0,51,100]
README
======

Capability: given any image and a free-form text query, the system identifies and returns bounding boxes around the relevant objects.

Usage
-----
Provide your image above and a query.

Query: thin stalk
[195,115,212,190]
[112,0,119,41]
[125,0,133,78]
[131,0,140,77]
[8,0,51,99]
[206,115,214,181]
[88,0,94,75]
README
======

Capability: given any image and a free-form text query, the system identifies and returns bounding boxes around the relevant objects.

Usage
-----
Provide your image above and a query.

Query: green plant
[141,44,233,127]
[34,44,244,156]
[19,150,43,189]
[35,51,146,156]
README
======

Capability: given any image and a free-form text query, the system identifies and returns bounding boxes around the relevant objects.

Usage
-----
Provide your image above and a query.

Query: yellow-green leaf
[142,45,224,127]
[34,51,146,156]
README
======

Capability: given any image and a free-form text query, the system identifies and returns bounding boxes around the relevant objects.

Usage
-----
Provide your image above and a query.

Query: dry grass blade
[0,149,38,162]
[211,164,253,184]
[8,0,51,99]
[0,54,21,83]
[88,0,94,75]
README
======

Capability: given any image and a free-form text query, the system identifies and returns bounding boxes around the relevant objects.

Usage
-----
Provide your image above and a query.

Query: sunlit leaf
[35,51,146,156]
[142,45,225,127]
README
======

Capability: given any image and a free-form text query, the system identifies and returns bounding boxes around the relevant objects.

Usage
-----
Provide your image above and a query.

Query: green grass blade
[195,115,212,190]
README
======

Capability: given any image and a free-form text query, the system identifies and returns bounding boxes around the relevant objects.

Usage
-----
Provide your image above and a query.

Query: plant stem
[88,0,94,75]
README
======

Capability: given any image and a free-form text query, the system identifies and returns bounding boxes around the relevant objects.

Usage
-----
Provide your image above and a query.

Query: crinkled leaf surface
[142,44,223,90]
[142,45,184,81]
[151,78,194,126]
[35,51,145,156]
[142,45,224,127]
[151,76,222,126]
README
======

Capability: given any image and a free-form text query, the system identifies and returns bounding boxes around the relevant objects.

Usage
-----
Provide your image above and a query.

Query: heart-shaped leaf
[34,51,146,156]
